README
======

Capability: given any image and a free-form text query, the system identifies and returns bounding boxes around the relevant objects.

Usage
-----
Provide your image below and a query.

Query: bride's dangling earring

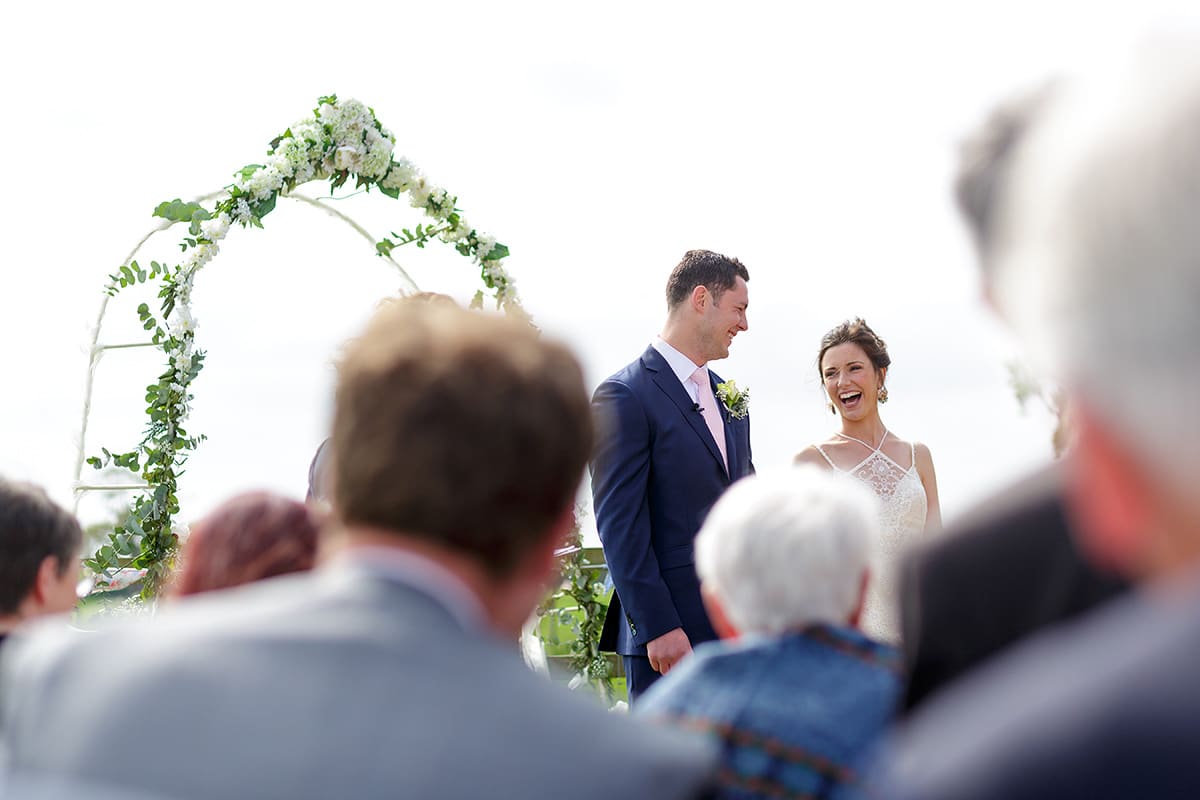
[878,386,889,404]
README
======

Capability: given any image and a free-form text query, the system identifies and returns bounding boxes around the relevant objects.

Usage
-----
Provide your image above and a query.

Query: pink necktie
[690,366,728,470]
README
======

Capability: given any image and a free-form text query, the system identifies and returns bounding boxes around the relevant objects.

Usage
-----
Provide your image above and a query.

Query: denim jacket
[637,624,901,799]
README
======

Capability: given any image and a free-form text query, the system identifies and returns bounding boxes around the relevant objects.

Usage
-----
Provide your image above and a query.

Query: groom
[592,249,753,701]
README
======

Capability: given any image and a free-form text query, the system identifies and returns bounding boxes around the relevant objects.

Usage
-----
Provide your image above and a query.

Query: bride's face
[821,342,885,420]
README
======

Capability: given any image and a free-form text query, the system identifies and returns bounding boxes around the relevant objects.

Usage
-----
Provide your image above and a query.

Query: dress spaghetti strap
[813,444,838,470]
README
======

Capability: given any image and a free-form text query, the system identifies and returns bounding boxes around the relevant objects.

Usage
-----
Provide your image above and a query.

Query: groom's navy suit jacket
[591,346,754,657]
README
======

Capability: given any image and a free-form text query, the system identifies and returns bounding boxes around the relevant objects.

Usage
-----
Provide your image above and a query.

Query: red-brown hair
[173,492,319,596]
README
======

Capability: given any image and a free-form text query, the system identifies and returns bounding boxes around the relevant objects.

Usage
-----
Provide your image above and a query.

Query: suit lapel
[641,347,729,477]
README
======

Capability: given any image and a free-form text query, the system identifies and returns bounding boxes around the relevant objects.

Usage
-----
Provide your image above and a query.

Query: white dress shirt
[652,336,707,404]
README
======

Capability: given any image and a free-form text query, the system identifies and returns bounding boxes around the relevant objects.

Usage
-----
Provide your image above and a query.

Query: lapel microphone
[692,403,701,413]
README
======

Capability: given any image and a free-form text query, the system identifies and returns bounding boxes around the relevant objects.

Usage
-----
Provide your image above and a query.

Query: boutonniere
[715,380,750,419]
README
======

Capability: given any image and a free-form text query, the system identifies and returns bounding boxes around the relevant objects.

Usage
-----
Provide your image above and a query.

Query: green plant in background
[538,512,622,705]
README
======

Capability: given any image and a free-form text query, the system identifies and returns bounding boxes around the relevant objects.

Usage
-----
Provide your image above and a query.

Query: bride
[794,318,940,643]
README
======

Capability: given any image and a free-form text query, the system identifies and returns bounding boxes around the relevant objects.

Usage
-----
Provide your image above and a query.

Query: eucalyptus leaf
[153,199,206,222]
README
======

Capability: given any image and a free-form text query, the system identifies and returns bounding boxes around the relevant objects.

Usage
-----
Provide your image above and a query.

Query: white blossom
[181,242,219,273]
[475,234,497,260]
[291,121,322,143]
[382,158,418,190]
[408,176,434,210]
[233,198,255,224]
[482,260,509,284]
[329,99,370,147]
[426,188,454,220]
[360,128,395,178]
[440,216,471,243]
[292,161,316,184]
[200,213,231,243]
[168,306,197,337]
[333,146,363,172]
[265,154,294,181]
[275,134,318,183]
[173,336,193,362]
[241,164,284,201]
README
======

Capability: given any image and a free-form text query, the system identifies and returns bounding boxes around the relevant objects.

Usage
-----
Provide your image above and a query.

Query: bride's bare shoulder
[882,432,935,468]
[793,443,836,469]
[885,431,931,454]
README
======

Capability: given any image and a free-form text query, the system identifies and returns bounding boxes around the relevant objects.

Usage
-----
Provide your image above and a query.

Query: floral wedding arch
[78,94,527,587]
[76,94,613,697]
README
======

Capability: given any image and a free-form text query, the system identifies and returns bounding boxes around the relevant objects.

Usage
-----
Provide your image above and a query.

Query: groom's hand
[647,628,692,674]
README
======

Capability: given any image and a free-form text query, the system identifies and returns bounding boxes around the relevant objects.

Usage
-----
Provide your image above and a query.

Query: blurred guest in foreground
[881,34,1200,798]
[898,83,1126,713]
[0,479,82,647]
[305,290,457,506]
[172,491,319,596]
[0,303,715,799]
[639,466,901,799]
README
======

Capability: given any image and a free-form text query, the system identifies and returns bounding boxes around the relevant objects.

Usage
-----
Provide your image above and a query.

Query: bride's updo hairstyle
[817,318,891,378]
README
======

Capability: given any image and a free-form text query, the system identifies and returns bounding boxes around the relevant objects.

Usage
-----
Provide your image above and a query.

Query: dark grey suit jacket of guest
[899,466,1126,712]
[0,565,716,800]
[880,584,1200,799]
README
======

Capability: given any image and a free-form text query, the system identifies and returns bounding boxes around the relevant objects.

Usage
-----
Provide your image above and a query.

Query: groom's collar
[652,336,707,386]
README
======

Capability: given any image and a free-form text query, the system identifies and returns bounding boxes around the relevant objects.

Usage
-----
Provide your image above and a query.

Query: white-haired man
[637,467,902,798]
[880,36,1200,799]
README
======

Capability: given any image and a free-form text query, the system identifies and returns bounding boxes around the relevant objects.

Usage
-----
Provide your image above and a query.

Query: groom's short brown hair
[666,249,750,310]
[333,303,592,575]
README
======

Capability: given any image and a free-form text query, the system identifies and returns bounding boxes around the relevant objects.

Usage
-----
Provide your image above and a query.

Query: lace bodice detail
[814,434,927,644]
[844,449,928,544]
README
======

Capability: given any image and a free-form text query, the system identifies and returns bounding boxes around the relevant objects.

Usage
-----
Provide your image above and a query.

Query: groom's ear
[690,284,709,312]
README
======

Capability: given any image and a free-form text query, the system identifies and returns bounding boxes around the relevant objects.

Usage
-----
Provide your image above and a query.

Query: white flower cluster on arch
[83,95,524,594]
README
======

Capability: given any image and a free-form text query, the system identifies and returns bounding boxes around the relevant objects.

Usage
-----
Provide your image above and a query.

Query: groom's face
[700,276,749,361]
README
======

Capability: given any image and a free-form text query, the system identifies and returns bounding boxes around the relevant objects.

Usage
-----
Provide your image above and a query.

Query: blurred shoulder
[490,662,717,798]
[883,589,1199,798]
[918,468,1063,564]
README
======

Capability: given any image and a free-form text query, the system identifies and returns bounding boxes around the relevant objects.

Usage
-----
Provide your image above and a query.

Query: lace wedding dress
[815,430,927,644]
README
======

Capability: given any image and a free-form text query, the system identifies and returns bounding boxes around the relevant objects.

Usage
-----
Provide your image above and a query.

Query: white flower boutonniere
[716,381,750,419]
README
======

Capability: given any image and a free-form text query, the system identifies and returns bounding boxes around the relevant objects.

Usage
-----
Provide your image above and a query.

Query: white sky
[2,1,1194,540]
